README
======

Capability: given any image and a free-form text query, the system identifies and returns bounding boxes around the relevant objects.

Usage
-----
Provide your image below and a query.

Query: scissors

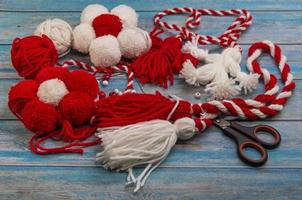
[213,118,281,167]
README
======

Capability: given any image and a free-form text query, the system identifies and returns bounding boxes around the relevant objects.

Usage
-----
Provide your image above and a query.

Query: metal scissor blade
[213,119,231,129]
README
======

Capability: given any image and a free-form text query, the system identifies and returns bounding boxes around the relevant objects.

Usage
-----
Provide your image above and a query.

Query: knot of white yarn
[182,38,208,61]
[34,18,73,57]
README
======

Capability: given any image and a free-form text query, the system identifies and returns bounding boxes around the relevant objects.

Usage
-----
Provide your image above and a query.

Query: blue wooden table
[0,0,301,199]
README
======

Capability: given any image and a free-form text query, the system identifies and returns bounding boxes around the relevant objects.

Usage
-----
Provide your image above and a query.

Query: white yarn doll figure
[181,47,241,100]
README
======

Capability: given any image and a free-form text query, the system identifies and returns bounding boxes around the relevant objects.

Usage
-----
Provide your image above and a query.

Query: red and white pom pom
[72,4,149,67]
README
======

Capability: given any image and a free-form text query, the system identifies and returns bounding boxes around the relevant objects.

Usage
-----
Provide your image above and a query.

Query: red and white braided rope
[153,7,252,48]
[192,41,295,131]
[61,60,135,94]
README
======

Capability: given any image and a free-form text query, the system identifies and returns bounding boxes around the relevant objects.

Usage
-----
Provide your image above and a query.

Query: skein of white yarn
[34,18,73,57]
[117,27,152,59]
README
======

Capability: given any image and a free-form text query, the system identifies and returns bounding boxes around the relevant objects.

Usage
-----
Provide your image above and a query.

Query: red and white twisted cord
[61,60,135,93]
[153,7,252,48]
[191,41,295,131]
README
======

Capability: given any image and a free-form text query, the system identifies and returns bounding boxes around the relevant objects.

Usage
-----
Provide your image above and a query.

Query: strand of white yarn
[180,38,259,99]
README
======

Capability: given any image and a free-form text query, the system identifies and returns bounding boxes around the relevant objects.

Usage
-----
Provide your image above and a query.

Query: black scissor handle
[230,122,281,149]
[252,125,281,149]
[224,126,269,167]
[238,141,268,167]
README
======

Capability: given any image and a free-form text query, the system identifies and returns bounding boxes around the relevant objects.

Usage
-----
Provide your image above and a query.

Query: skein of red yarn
[92,14,123,37]
[11,35,58,79]
[93,92,192,128]
[65,70,99,99]
[59,92,96,126]
[8,80,39,115]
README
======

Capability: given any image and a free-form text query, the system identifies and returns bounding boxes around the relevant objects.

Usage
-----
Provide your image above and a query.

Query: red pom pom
[22,100,58,134]
[92,14,123,37]
[11,35,58,79]
[173,53,199,73]
[58,92,95,126]
[8,80,39,115]
[65,70,99,98]
[35,67,69,83]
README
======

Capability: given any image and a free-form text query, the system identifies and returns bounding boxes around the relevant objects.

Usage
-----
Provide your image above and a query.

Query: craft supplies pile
[8,4,295,192]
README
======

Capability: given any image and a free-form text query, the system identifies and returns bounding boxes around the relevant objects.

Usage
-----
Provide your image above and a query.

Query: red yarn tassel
[93,92,192,128]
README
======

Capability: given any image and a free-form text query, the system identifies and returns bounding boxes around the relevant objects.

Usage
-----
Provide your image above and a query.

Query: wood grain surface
[0,0,301,199]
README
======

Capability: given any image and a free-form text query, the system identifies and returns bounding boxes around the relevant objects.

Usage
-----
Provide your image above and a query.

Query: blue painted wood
[0,0,301,199]
[0,120,301,168]
[0,166,301,200]
[0,0,302,11]
[0,11,302,44]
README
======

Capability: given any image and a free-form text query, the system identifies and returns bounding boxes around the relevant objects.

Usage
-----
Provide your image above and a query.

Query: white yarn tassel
[223,46,260,94]
[95,118,197,192]
[182,37,208,61]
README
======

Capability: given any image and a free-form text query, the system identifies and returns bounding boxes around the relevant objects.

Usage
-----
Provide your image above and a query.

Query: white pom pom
[81,4,109,24]
[72,23,96,54]
[111,5,138,27]
[89,35,122,67]
[174,117,197,140]
[117,27,151,59]
[34,18,73,56]
[236,72,260,94]
[37,78,69,105]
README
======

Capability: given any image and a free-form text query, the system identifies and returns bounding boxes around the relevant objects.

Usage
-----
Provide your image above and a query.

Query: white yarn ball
[89,35,122,67]
[81,4,109,24]
[111,5,138,27]
[117,27,151,59]
[34,18,73,56]
[37,79,69,106]
[72,23,96,54]
[174,117,197,140]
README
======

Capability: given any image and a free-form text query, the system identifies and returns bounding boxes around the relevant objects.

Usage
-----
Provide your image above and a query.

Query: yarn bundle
[72,4,151,67]
[9,35,102,154]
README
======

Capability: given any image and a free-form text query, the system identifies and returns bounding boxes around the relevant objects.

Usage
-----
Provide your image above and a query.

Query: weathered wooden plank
[0,166,301,200]
[0,0,302,11]
[2,45,302,79]
[1,11,302,44]
[0,120,301,168]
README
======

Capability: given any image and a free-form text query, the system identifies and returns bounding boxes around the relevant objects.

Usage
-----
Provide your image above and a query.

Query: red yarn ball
[22,100,58,134]
[35,67,70,83]
[58,92,95,126]
[11,35,58,79]
[8,80,39,115]
[65,70,99,98]
[92,14,123,37]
